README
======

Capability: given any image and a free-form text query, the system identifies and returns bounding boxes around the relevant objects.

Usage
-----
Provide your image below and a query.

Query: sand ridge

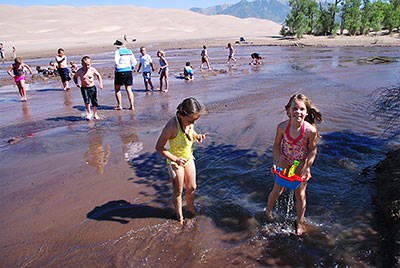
[0,4,281,55]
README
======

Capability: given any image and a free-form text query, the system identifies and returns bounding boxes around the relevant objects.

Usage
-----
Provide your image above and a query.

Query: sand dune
[0,5,281,55]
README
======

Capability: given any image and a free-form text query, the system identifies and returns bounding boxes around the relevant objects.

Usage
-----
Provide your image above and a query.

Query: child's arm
[150,62,154,72]
[301,127,318,180]
[130,54,137,70]
[137,63,141,72]
[93,68,103,89]
[272,123,284,171]
[56,56,65,65]
[73,70,80,87]
[162,57,168,68]
[7,65,13,77]
[155,119,187,166]
[193,129,208,142]
[24,64,33,75]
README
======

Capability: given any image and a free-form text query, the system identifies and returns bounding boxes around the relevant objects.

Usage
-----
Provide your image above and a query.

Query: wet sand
[1,43,400,267]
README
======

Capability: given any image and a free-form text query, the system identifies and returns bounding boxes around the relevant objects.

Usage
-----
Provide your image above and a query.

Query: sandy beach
[1,4,400,268]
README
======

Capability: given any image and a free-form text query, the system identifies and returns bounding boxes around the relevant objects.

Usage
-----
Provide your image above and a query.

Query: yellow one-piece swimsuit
[167,116,194,166]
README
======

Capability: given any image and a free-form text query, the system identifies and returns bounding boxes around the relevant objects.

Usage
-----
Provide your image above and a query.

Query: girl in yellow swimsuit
[156,98,208,224]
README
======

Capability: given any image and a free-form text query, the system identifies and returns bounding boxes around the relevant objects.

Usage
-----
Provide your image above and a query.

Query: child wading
[266,93,323,235]
[156,98,208,224]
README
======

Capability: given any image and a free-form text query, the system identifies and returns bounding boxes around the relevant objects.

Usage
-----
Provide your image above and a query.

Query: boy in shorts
[73,56,103,120]
[137,46,154,91]
[55,48,71,90]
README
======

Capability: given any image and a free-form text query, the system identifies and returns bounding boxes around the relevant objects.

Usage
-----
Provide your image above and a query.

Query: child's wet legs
[295,182,307,235]
[184,160,197,214]
[266,183,284,218]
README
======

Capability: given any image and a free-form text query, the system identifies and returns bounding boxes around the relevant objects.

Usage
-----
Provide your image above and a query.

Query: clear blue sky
[0,0,242,10]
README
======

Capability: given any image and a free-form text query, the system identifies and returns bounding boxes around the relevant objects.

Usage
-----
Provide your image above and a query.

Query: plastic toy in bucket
[272,164,306,190]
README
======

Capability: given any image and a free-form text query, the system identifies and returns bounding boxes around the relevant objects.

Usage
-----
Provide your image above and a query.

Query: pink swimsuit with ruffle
[281,121,309,165]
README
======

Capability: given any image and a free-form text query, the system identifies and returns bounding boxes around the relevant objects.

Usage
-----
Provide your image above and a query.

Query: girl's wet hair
[14,57,22,64]
[157,50,165,56]
[285,93,323,126]
[176,97,203,117]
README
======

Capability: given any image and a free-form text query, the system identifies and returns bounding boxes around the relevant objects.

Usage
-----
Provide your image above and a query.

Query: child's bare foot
[266,211,274,221]
[177,216,184,225]
[128,106,134,111]
[296,221,306,236]
[93,114,100,120]
[188,207,198,217]
[114,106,123,110]
[163,89,168,92]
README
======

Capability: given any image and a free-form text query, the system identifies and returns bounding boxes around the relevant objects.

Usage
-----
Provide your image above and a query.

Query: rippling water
[0,45,399,267]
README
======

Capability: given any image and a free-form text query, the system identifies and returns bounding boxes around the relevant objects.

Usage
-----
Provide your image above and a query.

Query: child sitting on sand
[250,53,263,65]
[183,62,194,80]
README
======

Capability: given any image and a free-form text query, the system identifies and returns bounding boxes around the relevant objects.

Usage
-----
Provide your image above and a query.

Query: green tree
[315,0,341,35]
[360,0,372,35]
[384,0,400,33]
[341,0,362,35]
[305,0,319,34]
[285,0,309,38]
[370,0,386,34]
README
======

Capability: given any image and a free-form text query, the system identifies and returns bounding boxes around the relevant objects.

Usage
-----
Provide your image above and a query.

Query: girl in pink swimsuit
[266,93,323,235]
[7,57,33,101]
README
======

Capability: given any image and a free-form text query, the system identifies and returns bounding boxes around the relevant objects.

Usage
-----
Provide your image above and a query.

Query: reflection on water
[122,129,386,266]
[22,102,31,122]
[84,127,110,174]
[1,45,399,267]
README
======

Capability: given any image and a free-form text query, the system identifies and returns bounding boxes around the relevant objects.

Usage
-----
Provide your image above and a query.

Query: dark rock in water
[375,148,400,267]
[7,137,21,145]
[366,56,397,63]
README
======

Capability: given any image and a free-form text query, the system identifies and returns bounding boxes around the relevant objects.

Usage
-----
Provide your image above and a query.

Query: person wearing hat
[113,39,137,110]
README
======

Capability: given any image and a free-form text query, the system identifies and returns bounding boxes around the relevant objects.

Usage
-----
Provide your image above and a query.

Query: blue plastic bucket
[275,174,301,189]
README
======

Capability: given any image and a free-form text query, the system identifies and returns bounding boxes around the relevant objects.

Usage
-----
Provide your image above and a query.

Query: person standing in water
[55,48,71,91]
[137,46,155,91]
[266,93,323,235]
[157,50,169,92]
[200,45,212,71]
[73,56,103,120]
[7,57,33,101]
[155,98,208,224]
[113,39,137,110]
[226,43,236,64]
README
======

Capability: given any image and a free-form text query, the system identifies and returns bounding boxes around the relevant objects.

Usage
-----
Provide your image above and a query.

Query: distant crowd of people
[5,39,264,119]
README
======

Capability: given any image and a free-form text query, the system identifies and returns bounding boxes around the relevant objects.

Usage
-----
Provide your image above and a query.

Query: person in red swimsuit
[266,93,323,235]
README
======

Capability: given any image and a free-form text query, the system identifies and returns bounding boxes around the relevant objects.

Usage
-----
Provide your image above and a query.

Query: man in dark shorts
[113,39,137,110]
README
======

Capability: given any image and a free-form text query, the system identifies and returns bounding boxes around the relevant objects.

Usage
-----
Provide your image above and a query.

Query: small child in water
[183,62,194,80]
[155,98,208,224]
[73,56,103,120]
[266,93,323,235]
[7,57,33,101]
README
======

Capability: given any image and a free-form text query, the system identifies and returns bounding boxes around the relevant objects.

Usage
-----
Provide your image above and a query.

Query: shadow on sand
[87,200,175,224]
